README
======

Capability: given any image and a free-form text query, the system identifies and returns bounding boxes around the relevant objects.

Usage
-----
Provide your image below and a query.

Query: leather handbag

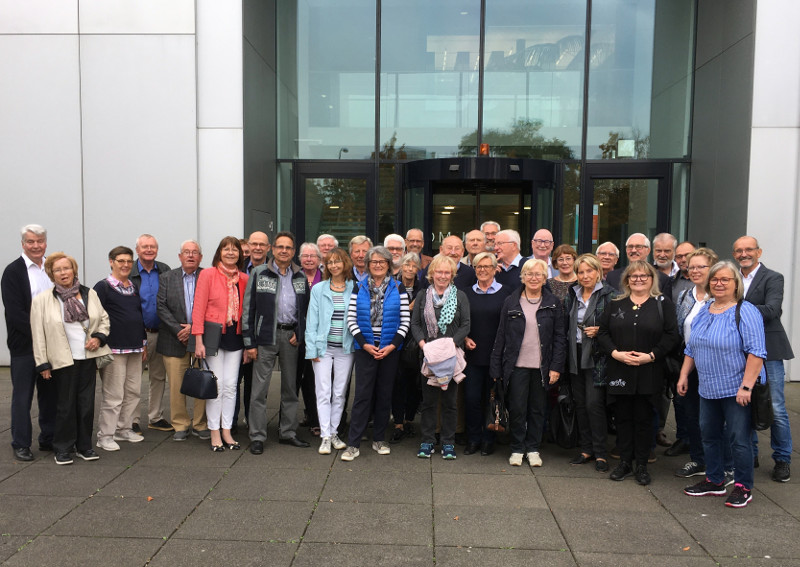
[485,381,508,433]
[549,381,579,449]
[750,375,773,431]
[181,357,219,400]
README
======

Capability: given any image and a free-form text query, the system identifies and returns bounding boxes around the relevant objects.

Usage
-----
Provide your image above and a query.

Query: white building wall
[747,1,800,380]
[0,1,244,365]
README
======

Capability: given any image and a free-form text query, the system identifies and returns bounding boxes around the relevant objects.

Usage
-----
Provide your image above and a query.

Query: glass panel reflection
[305,177,368,244]
[593,178,658,253]
[561,163,581,248]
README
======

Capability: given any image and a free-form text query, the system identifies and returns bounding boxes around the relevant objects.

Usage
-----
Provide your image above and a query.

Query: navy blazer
[1,256,34,356]
[744,264,794,361]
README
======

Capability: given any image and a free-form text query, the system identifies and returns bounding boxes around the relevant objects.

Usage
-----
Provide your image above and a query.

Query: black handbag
[549,381,579,449]
[181,357,219,400]
[751,376,773,431]
[485,381,508,433]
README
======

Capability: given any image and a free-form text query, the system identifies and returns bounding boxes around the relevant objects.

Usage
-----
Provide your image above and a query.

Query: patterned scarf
[55,278,88,323]
[424,284,458,338]
[368,276,389,327]
[216,263,240,326]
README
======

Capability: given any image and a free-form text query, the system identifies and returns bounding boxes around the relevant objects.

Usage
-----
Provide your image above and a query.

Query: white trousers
[312,345,354,438]
[205,349,242,431]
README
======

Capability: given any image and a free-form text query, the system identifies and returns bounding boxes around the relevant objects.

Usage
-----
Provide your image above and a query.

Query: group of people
[3,222,793,509]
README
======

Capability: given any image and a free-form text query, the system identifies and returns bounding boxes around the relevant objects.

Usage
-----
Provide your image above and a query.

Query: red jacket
[191,267,248,335]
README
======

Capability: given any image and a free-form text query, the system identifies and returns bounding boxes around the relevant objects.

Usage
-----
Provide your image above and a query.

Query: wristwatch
[740,385,751,392]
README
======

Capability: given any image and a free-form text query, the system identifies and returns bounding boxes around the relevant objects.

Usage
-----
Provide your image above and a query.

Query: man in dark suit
[156,240,208,441]
[1,224,58,461]
[735,235,794,483]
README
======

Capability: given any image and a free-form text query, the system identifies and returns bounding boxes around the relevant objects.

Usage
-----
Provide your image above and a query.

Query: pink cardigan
[191,267,248,336]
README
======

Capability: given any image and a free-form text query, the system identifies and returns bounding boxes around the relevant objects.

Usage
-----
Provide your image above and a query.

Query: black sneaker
[131,422,143,435]
[610,461,633,481]
[725,484,752,508]
[76,449,100,461]
[635,465,651,485]
[724,470,735,487]
[389,427,406,444]
[54,452,73,465]
[684,479,726,497]
[772,461,791,483]
[675,461,706,478]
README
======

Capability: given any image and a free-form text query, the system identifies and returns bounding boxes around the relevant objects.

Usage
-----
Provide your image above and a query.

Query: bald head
[440,235,464,263]
[531,229,554,260]
[248,231,271,266]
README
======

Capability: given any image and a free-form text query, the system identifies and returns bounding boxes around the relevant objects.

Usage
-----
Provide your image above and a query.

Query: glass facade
[273,0,695,248]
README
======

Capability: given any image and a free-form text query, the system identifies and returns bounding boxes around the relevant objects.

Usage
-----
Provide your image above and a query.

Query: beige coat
[31,286,111,371]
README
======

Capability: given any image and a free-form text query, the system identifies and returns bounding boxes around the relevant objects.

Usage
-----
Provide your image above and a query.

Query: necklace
[523,289,542,304]
[710,301,734,311]
[330,279,346,292]
[631,297,648,310]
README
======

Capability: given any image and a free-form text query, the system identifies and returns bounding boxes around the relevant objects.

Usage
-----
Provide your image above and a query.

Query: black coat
[1,256,34,356]
[489,287,567,388]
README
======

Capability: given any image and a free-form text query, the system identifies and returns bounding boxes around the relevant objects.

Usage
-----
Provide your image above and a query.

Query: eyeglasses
[273,245,294,251]
[386,246,404,252]
[181,250,201,256]
[249,243,268,248]
[52,267,73,274]
[710,277,733,285]
[114,259,133,265]
[733,247,759,255]
[556,256,574,264]
[494,241,513,247]
[299,254,318,260]
[368,260,388,266]
[532,239,553,245]
[432,270,452,277]
[523,272,546,279]
[628,274,651,282]
[474,264,494,271]
[687,265,709,271]
[597,251,617,257]
[483,231,498,237]
[327,259,343,266]
[626,244,648,251]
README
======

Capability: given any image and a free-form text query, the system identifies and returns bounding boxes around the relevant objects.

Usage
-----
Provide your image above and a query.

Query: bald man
[462,230,485,266]
[246,231,271,274]
[530,229,556,278]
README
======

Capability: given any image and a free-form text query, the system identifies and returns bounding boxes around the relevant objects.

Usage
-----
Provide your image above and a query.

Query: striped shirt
[327,290,346,346]
[347,283,411,346]
[685,301,767,399]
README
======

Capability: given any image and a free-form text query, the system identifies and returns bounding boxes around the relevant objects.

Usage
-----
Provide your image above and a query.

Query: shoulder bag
[181,356,219,400]
[733,301,773,431]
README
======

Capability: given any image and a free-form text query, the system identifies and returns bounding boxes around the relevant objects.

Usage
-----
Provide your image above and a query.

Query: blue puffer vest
[355,278,402,350]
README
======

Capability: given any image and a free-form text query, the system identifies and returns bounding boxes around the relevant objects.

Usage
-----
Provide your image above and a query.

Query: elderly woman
[93,246,146,452]
[564,254,617,472]
[491,258,566,467]
[342,246,410,461]
[411,255,471,459]
[679,262,766,508]
[297,242,323,435]
[463,251,511,456]
[597,261,679,485]
[192,237,249,452]
[548,244,578,302]
[31,253,111,465]
[673,247,719,479]
[390,252,424,443]
[305,247,355,454]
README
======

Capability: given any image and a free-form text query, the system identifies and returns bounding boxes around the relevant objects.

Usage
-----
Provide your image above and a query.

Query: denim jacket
[305,279,355,358]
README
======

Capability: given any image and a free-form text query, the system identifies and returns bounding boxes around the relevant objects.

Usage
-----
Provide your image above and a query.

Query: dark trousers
[296,351,319,427]
[52,359,97,453]
[232,361,253,426]
[463,364,495,445]
[347,348,399,447]
[682,368,704,464]
[570,368,608,458]
[507,367,547,453]
[10,354,57,449]
[392,361,421,425]
[420,379,457,445]
[615,393,653,466]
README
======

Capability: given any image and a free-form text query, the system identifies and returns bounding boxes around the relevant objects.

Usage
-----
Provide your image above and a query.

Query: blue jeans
[751,360,793,463]
[700,396,754,489]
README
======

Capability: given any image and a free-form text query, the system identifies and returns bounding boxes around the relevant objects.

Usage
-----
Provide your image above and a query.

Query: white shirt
[23,253,52,298]
[501,254,523,271]
[741,263,761,296]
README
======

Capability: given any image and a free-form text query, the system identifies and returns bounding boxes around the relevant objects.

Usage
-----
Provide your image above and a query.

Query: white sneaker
[341,446,360,461]
[372,441,391,455]
[319,437,332,455]
[509,452,524,466]
[527,451,542,467]
[331,434,347,450]
[114,430,144,443]
[97,437,120,452]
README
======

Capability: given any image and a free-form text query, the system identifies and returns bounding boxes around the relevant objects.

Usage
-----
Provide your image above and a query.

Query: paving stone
[429,452,534,475]
[137,438,243,468]
[435,546,577,566]
[0,495,83,535]
[304,502,432,546]
[322,469,431,505]
[553,508,700,556]
[572,552,720,566]
[293,542,432,566]
[327,447,435,472]
[3,535,163,567]
[0,464,24,482]
[648,478,788,516]
[433,472,547,508]
[174,499,312,542]
[538,476,665,512]
[434,505,566,549]
[210,465,327,502]
[0,463,121,497]
[0,535,30,563]
[44,495,199,539]
[149,539,296,567]
[754,478,800,516]
[103,465,225,498]
[716,558,800,567]
[234,441,338,470]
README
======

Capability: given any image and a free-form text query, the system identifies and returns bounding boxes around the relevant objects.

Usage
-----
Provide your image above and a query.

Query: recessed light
[441,211,451,215]
[444,206,455,210]
[513,212,519,215]
[523,206,531,210]
[330,205,340,209]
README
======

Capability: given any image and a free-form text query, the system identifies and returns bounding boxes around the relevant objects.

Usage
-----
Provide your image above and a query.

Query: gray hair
[316,234,338,247]
[20,224,47,241]
[180,239,203,255]
[472,251,497,268]
[653,232,677,250]
[400,252,421,268]
[135,233,158,248]
[625,233,651,249]
[496,229,520,248]
[480,221,501,232]
[366,245,392,266]
[705,260,744,301]
[596,241,619,257]
[349,235,373,251]
[299,242,322,260]
[383,234,405,249]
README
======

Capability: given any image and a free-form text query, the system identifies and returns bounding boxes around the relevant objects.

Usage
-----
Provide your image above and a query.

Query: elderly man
[244,231,311,453]
[2,224,57,461]
[462,230,485,266]
[734,236,794,483]
[420,235,476,292]
[494,229,525,291]
[384,234,406,277]
[672,241,696,303]
[246,231,271,274]
[157,240,209,441]
[606,233,672,298]
[130,234,172,433]
[405,228,432,269]
[316,234,338,259]
[530,229,556,278]
[349,235,373,282]
[653,233,680,278]
[595,241,620,279]
[480,221,501,252]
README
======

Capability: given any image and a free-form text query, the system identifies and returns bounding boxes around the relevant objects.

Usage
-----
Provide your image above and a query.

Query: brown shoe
[656,431,671,447]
